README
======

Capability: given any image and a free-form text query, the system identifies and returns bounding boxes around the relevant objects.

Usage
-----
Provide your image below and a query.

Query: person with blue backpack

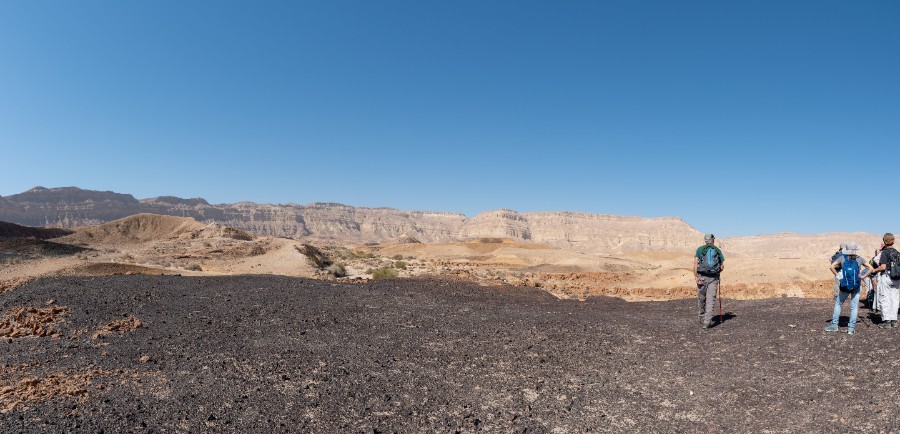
[825,242,873,335]
[694,234,725,329]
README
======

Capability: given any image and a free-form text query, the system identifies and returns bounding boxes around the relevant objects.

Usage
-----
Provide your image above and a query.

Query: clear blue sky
[1,1,897,237]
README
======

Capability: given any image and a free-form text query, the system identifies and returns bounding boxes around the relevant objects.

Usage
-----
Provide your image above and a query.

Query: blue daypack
[840,255,861,291]
[697,246,722,275]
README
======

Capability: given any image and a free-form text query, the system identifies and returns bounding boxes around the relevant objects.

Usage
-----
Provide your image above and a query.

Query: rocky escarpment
[721,232,884,259]
[459,209,532,241]
[461,211,703,253]
[1,187,141,228]
[0,187,700,253]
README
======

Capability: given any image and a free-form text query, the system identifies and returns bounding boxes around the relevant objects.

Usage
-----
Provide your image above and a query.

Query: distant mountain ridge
[0,186,703,253]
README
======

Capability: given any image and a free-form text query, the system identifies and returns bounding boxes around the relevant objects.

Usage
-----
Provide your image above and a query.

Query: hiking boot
[879,322,892,329]
[824,324,839,332]
[702,322,712,329]
[847,327,855,335]
[892,321,897,328]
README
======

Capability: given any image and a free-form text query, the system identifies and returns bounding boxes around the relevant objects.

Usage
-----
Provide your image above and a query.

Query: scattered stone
[0,306,69,338]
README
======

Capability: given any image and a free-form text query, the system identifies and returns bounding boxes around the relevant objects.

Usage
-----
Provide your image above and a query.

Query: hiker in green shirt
[694,234,725,328]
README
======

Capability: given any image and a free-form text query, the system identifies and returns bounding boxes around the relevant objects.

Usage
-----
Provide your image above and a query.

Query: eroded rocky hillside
[0,187,701,254]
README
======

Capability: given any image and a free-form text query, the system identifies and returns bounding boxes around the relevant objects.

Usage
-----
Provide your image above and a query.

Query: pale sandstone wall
[4,187,884,257]
[460,210,702,254]
[720,232,884,259]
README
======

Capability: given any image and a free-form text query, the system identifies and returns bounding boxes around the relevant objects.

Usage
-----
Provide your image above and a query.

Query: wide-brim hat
[844,242,860,256]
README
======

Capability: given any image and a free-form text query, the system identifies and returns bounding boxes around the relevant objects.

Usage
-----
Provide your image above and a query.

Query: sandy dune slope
[1,215,322,289]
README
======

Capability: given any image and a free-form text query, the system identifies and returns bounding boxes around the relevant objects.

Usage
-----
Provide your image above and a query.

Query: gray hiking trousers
[697,274,719,325]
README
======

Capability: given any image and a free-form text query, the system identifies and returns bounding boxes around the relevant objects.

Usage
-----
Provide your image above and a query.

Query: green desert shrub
[350,250,375,259]
[371,267,398,279]
[326,263,347,277]
[394,261,407,270]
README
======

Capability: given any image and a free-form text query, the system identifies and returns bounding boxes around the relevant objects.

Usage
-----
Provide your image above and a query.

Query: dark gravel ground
[0,275,897,433]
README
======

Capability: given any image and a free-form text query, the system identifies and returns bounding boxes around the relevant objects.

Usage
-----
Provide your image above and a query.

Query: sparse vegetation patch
[370,267,398,279]
[326,263,347,277]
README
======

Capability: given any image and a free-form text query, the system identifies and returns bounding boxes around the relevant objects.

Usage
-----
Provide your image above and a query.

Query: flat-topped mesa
[140,196,210,207]
[304,202,467,218]
[0,186,702,253]
[460,209,532,241]
[460,210,702,253]
[7,186,894,258]
[299,205,467,244]
[721,232,884,259]
[10,186,139,205]
[1,187,141,228]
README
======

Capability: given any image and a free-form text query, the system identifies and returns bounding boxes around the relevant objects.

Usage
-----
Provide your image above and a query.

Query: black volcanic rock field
[1,275,897,432]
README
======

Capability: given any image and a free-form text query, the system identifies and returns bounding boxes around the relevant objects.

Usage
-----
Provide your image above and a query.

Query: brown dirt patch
[92,316,143,339]
[0,306,68,338]
[1,372,93,413]
[435,268,838,301]
[58,263,168,276]
[578,279,836,301]
[0,366,130,414]
[0,277,30,293]
[464,239,552,255]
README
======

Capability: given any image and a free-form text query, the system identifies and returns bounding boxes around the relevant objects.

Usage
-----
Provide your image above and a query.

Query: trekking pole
[718,279,723,324]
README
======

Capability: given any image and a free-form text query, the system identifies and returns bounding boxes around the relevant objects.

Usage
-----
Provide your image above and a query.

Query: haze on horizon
[1,1,897,237]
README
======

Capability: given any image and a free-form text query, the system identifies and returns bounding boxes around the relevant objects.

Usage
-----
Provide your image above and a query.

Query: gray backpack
[886,248,900,280]
[697,246,722,275]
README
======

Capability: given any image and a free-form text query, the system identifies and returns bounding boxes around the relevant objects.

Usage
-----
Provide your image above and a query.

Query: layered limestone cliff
[460,210,701,253]
[721,232,884,259]
[1,187,142,228]
[459,210,532,241]
[0,186,704,254]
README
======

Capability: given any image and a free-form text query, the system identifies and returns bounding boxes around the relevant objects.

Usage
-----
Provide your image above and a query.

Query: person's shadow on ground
[856,311,883,327]
[710,312,736,328]
[828,313,880,328]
